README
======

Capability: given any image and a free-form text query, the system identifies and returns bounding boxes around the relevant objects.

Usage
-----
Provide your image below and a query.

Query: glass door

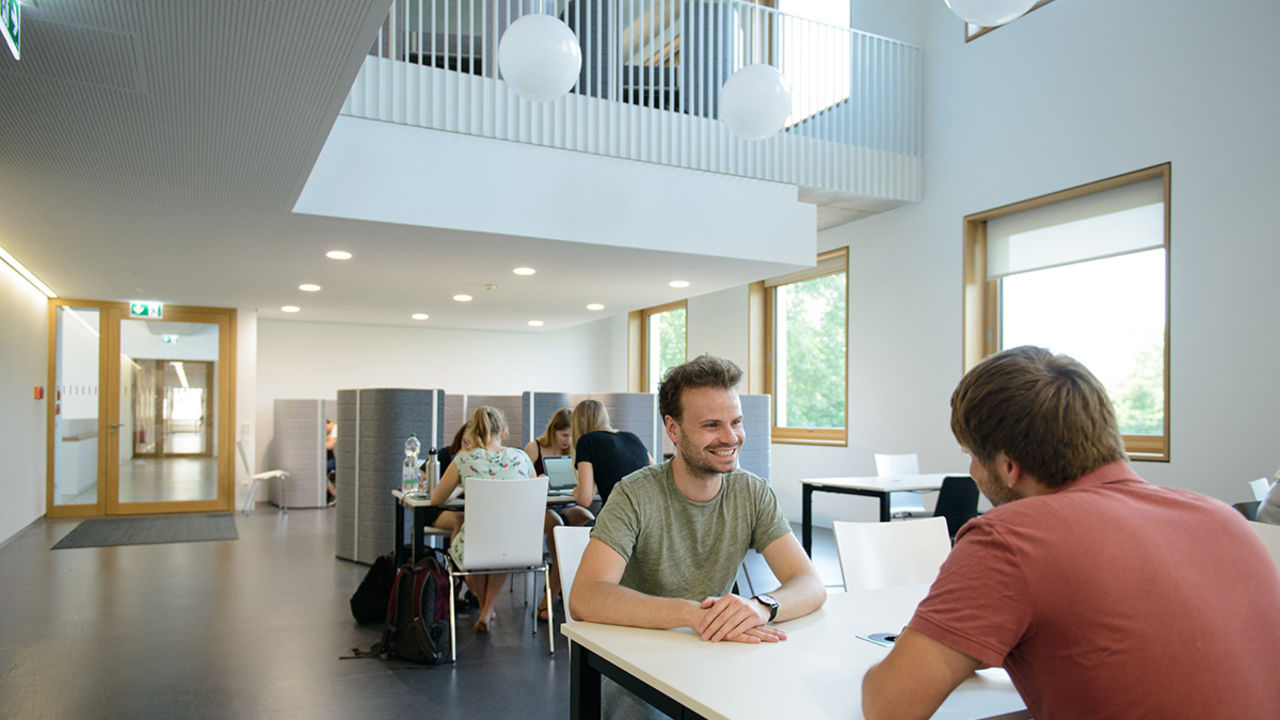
[47,300,236,517]
[108,306,233,514]
[47,302,107,516]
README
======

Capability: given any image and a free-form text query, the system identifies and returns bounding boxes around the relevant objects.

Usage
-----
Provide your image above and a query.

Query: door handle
[108,423,122,434]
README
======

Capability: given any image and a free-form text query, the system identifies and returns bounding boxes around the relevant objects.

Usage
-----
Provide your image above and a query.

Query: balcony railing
[343,0,922,202]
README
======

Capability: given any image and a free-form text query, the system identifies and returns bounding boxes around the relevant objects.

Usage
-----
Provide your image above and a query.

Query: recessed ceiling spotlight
[528,320,544,327]
[411,313,430,320]
[668,280,691,288]
[453,294,473,302]
[325,250,352,260]
[586,303,604,311]
[281,305,301,313]
[512,267,536,276]
[299,283,322,292]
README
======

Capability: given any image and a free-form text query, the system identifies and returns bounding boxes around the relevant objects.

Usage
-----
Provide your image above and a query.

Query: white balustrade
[342,0,922,202]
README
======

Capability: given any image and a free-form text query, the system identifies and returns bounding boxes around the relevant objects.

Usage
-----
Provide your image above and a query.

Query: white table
[391,488,580,564]
[801,473,967,554]
[563,584,1028,720]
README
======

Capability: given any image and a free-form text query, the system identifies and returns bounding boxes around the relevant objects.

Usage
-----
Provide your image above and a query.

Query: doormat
[52,514,238,549]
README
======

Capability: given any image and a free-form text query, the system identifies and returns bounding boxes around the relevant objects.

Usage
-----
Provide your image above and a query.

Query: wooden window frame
[961,163,1171,461]
[964,0,1056,42]
[632,299,688,394]
[765,247,849,446]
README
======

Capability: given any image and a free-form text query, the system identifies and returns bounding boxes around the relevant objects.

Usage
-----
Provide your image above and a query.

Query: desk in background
[563,583,1029,720]
[391,488,579,564]
[800,473,966,555]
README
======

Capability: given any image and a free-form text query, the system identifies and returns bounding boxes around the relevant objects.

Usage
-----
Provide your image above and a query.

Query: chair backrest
[874,453,920,478]
[553,525,593,622]
[460,476,550,570]
[932,476,980,538]
[1249,477,1273,502]
[1233,501,1261,522]
[1247,521,1280,574]
[235,440,253,476]
[833,516,951,592]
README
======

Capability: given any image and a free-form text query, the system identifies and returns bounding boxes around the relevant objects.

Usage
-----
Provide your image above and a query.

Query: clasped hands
[688,593,787,644]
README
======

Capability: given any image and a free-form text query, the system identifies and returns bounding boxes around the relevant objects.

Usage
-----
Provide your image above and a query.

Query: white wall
[254,314,625,468]
[235,309,258,505]
[764,0,1280,526]
[0,262,49,545]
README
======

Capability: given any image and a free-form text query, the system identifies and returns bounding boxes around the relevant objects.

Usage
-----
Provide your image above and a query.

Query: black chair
[933,476,980,542]
[1233,501,1261,521]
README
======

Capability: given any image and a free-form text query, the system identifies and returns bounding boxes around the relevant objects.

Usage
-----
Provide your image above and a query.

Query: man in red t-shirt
[862,346,1280,720]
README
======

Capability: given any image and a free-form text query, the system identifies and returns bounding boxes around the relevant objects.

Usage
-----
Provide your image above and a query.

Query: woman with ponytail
[429,405,534,632]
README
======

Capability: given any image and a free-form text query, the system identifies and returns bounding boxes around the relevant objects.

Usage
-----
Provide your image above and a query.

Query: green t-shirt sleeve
[751,480,793,554]
[590,481,641,563]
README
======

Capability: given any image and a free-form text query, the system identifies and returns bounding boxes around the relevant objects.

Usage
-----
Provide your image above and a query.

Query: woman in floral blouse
[430,405,534,632]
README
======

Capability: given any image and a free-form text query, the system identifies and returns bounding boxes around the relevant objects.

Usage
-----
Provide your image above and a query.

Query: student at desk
[572,355,826,718]
[430,406,533,633]
[862,346,1280,720]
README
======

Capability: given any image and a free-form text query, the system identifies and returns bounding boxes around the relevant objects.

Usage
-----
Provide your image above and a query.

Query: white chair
[236,440,289,516]
[1248,521,1280,574]
[446,476,553,662]
[832,516,952,592]
[1249,477,1273,502]
[553,525,593,622]
[874,452,929,518]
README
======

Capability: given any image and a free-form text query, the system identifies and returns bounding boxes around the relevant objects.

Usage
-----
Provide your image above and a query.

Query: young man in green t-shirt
[572,354,825,643]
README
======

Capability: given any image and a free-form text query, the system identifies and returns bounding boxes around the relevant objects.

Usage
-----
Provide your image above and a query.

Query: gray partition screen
[335,388,445,564]
[737,393,772,482]
[270,398,334,509]
[521,392,571,447]
[460,394,523,447]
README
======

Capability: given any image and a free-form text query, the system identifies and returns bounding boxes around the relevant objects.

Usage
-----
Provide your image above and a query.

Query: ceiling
[0,1,840,332]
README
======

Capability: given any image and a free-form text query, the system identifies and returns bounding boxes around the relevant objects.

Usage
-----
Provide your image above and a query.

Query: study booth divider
[335,388,446,565]
[269,398,336,509]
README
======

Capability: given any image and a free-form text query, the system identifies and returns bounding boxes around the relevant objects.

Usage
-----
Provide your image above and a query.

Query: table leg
[802,483,814,556]
[570,641,602,720]
[412,505,426,563]
[879,493,891,523]
[394,498,405,565]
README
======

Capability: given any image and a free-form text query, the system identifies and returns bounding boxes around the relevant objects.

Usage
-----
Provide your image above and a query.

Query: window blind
[986,178,1164,280]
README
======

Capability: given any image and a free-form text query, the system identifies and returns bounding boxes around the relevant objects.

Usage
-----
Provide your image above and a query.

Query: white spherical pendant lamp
[720,64,792,141]
[498,14,582,102]
[944,0,1039,28]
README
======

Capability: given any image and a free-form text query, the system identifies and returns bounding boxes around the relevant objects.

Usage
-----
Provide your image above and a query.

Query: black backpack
[346,550,452,665]
[349,553,397,625]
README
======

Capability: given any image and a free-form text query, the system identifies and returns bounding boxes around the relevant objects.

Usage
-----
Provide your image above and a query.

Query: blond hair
[570,399,613,461]
[468,406,507,450]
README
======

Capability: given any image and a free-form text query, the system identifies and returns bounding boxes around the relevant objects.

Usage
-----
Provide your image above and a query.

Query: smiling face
[667,386,746,480]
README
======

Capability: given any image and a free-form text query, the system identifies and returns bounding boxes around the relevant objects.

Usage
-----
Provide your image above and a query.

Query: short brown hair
[950,346,1126,487]
[658,354,743,421]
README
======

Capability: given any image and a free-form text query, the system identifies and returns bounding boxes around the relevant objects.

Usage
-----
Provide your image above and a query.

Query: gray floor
[0,509,842,720]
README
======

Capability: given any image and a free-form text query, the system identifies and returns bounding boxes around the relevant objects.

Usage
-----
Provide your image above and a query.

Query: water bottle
[403,434,421,492]
[424,448,440,494]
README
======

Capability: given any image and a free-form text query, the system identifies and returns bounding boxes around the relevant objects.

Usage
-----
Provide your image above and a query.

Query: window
[640,300,687,393]
[962,164,1170,460]
[964,0,1055,42]
[766,248,848,445]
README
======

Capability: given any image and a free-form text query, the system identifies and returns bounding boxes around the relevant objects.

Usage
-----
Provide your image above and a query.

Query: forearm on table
[765,568,826,623]
[571,578,700,629]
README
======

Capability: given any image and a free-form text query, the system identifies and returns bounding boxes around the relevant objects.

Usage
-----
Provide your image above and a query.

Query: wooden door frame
[47,300,236,517]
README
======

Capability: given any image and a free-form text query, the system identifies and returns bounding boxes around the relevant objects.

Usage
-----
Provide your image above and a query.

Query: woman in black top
[538,399,652,619]
[570,399,652,509]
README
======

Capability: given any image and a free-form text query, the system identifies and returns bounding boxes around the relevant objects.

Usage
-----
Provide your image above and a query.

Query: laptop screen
[543,456,576,491]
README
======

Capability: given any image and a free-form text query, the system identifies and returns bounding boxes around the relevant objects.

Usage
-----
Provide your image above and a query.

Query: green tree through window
[775,271,846,430]
[656,307,686,387]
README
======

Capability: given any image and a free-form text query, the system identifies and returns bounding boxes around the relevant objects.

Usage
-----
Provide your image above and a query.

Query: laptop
[543,456,577,495]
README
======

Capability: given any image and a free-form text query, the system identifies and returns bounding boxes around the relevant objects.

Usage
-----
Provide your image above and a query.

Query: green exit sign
[130,301,164,319]
[1,0,19,61]
[161,334,179,344]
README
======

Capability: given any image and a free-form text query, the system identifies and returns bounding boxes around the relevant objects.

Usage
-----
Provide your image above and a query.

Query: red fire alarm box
[34,386,44,400]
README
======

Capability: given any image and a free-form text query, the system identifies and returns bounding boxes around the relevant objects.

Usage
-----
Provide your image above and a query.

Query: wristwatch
[752,593,779,623]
